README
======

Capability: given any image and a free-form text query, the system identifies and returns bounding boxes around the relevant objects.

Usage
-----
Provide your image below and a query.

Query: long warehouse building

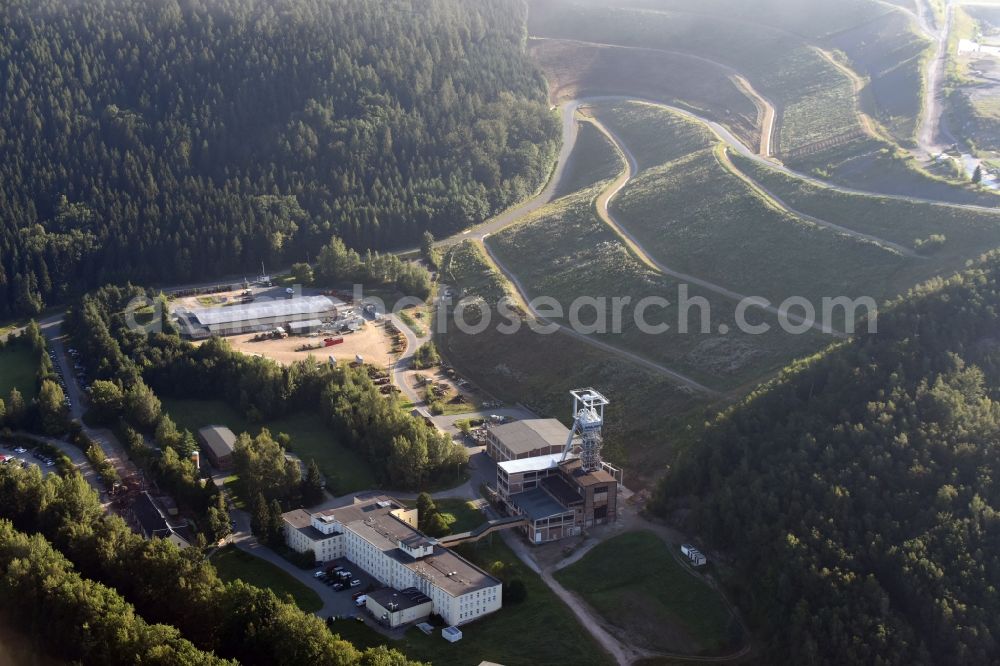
[175,295,337,338]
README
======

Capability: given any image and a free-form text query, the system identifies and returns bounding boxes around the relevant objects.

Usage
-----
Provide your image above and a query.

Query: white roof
[288,319,323,330]
[497,452,575,475]
[189,296,335,326]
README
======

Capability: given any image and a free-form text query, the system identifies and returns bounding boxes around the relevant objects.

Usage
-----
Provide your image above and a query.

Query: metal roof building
[486,418,570,461]
[176,295,336,338]
[197,425,237,470]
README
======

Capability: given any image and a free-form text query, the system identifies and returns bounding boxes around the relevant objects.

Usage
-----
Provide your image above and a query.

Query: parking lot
[311,558,384,621]
[46,342,89,416]
[0,443,57,476]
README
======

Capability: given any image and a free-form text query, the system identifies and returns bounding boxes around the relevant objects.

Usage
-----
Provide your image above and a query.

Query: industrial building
[485,418,570,461]
[175,295,337,338]
[365,587,433,628]
[282,496,502,627]
[197,425,237,470]
[491,390,621,543]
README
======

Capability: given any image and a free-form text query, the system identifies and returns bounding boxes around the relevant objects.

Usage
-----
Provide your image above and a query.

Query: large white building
[282,496,502,626]
[176,295,337,338]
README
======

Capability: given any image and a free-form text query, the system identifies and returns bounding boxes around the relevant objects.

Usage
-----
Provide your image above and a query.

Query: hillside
[655,252,1000,664]
[0,0,559,318]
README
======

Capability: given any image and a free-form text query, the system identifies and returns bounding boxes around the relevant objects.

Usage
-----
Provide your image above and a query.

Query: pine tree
[301,459,325,506]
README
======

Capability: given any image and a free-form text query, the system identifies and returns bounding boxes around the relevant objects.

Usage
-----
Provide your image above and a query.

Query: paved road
[434,101,584,249]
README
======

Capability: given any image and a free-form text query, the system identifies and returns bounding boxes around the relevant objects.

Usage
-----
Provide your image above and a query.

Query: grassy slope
[161,398,377,494]
[0,345,37,399]
[613,147,916,309]
[531,39,760,150]
[329,539,613,666]
[528,0,860,152]
[528,0,997,202]
[438,241,708,488]
[212,546,323,613]
[554,530,741,656]
[554,120,625,197]
[489,185,825,389]
[734,153,1000,269]
[590,101,713,172]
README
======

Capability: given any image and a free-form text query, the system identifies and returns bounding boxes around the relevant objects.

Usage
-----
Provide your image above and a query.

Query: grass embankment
[590,101,713,173]
[328,539,613,666]
[528,0,861,153]
[555,531,743,657]
[528,0,992,200]
[734,154,1000,268]
[554,120,626,198]
[162,398,376,494]
[0,345,38,398]
[600,104,917,310]
[488,185,824,389]
[212,546,323,613]
[439,239,710,487]
[531,39,759,151]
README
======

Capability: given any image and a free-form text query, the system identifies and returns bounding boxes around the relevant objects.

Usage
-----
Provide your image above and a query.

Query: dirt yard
[210,322,396,368]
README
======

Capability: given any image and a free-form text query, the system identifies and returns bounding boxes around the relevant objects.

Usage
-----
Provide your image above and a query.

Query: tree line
[66,285,467,492]
[0,0,559,318]
[654,250,1000,665]
[0,463,421,665]
[0,323,70,436]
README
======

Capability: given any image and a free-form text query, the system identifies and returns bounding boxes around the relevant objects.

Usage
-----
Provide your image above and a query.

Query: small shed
[442,626,463,643]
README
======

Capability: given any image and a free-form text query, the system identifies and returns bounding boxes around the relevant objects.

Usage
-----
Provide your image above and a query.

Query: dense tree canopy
[655,251,1000,665]
[0,0,559,317]
[0,464,423,665]
[65,284,467,489]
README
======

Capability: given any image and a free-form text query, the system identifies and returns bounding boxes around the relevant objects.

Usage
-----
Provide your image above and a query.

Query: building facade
[493,453,619,544]
[282,496,502,626]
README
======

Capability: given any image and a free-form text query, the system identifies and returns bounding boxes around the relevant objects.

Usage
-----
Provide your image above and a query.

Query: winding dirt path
[915,0,957,155]
[583,111,842,336]
[478,237,719,395]
[530,36,777,157]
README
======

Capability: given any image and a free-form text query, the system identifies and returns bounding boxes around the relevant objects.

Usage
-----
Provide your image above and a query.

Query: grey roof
[490,419,570,455]
[188,296,335,326]
[283,509,337,541]
[368,587,433,613]
[318,496,501,597]
[288,319,323,330]
[198,426,236,459]
[133,492,171,539]
[509,487,574,522]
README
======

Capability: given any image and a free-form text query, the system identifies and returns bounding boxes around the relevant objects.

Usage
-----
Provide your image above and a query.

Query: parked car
[349,579,361,588]
[333,583,346,591]
[313,570,326,578]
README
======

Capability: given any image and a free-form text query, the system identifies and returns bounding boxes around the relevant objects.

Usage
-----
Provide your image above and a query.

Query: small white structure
[442,626,463,643]
[681,544,707,567]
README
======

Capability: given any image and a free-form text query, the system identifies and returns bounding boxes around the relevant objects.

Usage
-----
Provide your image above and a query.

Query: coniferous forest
[655,251,1000,665]
[0,0,559,317]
